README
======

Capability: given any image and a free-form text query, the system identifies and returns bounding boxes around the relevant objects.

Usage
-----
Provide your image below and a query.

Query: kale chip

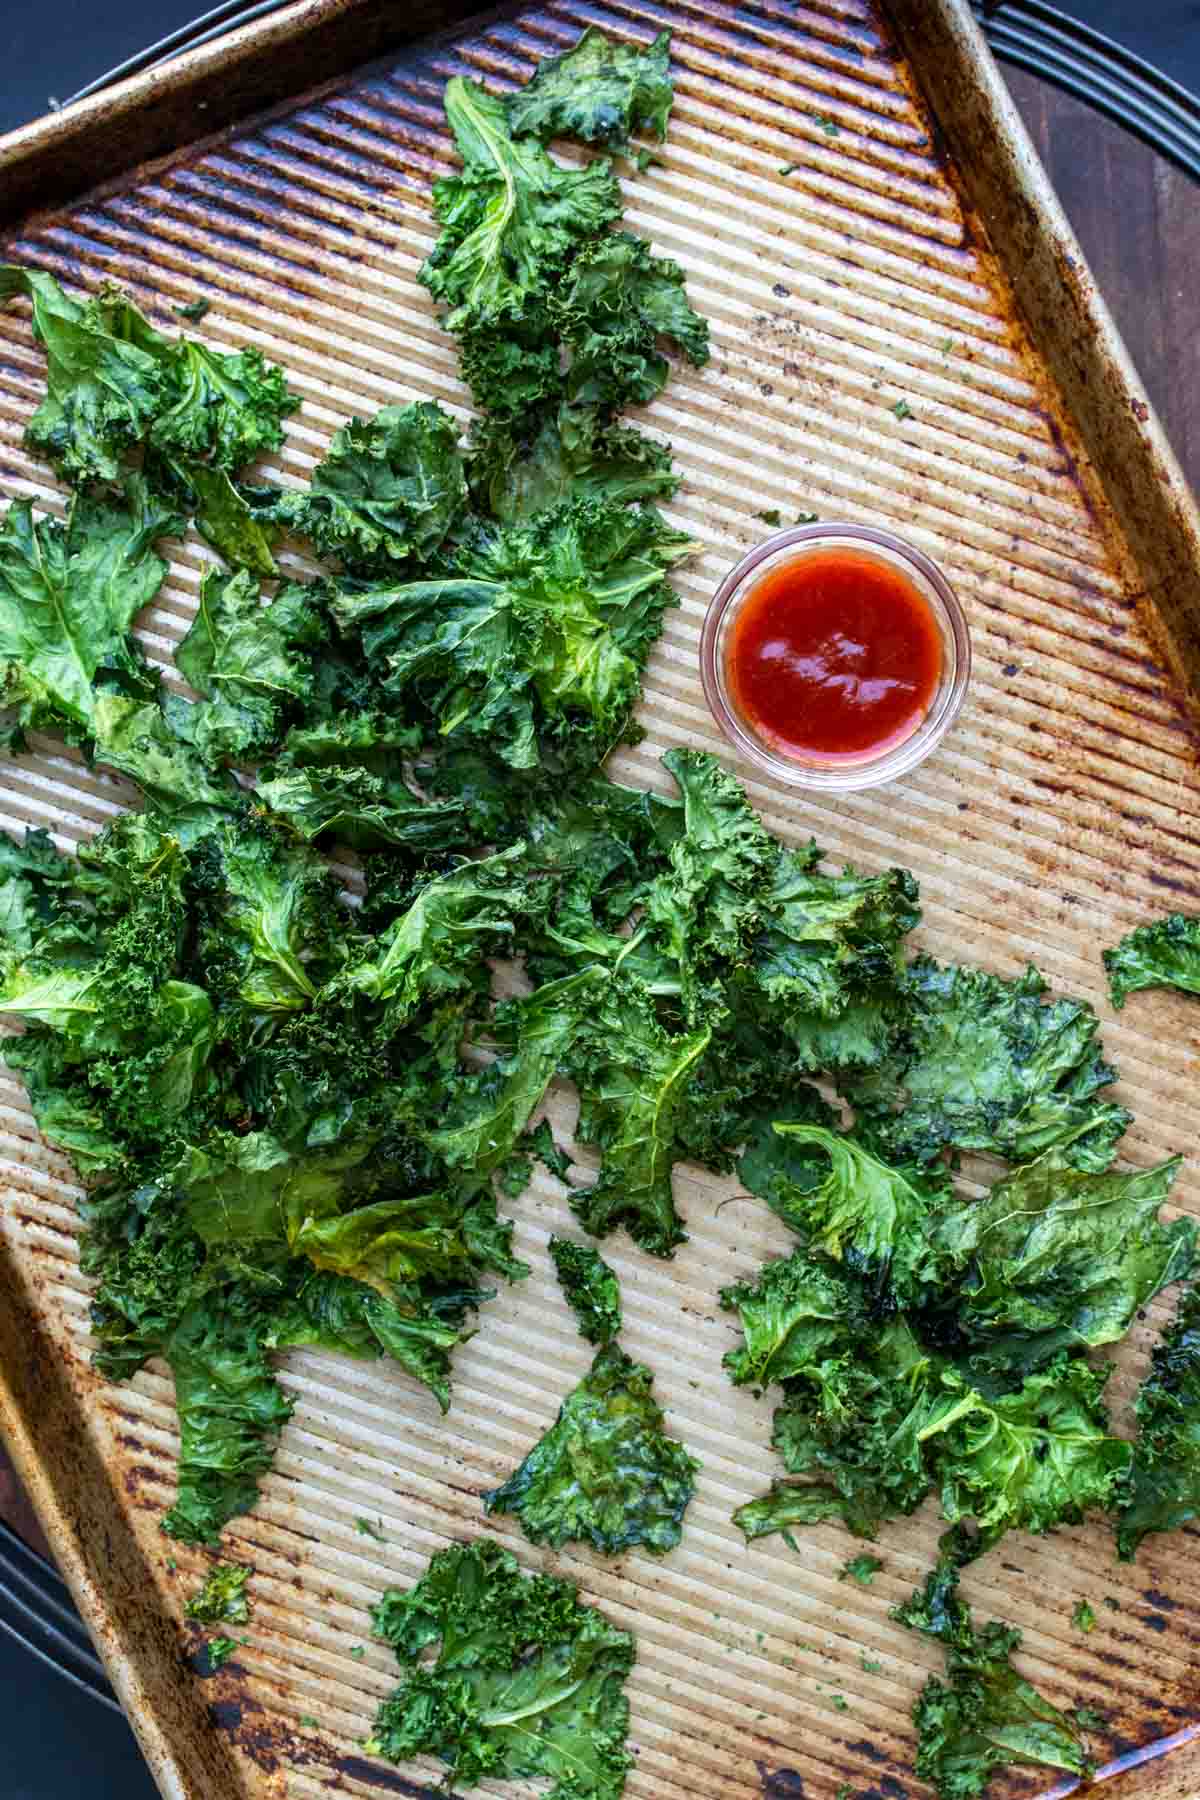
[485,1344,698,1554]
[368,1539,635,1800]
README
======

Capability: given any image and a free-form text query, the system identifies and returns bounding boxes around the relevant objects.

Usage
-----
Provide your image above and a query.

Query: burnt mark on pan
[333,1752,441,1796]
[757,1764,807,1797]
[209,1691,331,1775]
[846,1740,889,1765]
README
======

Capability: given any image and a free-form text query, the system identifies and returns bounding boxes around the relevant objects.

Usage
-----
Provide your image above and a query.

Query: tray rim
[2,1,1200,1796]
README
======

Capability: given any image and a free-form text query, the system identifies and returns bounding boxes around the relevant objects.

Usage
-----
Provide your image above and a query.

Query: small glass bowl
[699,522,971,792]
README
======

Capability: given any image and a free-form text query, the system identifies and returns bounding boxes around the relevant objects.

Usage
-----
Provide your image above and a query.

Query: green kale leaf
[644,745,776,1019]
[204,1635,242,1671]
[847,958,1129,1171]
[549,1236,622,1345]
[484,1343,698,1553]
[0,826,78,971]
[267,1270,476,1415]
[187,817,346,1015]
[274,402,467,574]
[567,979,711,1256]
[0,814,217,1175]
[176,568,324,763]
[185,466,280,576]
[339,845,545,1020]
[470,408,678,523]
[428,970,599,1178]
[420,77,621,343]
[933,1151,1193,1373]
[0,267,295,486]
[918,1356,1129,1546]
[720,1250,861,1391]
[553,231,709,411]
[1116,1284,1200,1559]
[893,1555,1093,1799]
[841,1553,883,1585]
[160,1284,295,1545]
[334,494,690,773]
[747,1123,951,1308]
[147,331,295,473]
[256,763,468,852]
[1105,912,1200,1008]
[0,267,167,484]
[752,1316,937,1538]
[0,481,179,736]
[184,1560,250,1623]
[507,27,674,148]
[368,1539,634,1800]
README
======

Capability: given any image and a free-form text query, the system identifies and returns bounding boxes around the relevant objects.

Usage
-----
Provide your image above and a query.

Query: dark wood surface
[1,62,1198,1567]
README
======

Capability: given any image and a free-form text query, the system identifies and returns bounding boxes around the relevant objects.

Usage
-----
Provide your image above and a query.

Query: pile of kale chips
[2,26,1198,1800]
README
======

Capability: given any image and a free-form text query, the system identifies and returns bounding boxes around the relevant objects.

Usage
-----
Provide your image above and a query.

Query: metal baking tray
[3,2,1200,1796]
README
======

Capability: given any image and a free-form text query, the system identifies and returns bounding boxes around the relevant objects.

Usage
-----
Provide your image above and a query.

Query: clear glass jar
[699,521,971,792]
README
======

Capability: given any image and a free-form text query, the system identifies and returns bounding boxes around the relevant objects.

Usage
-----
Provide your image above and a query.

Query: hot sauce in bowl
[701,524,970,792]
[728,547,943,762]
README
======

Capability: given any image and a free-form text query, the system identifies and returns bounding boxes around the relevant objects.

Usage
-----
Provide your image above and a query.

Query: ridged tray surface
[2,3,1199,1796]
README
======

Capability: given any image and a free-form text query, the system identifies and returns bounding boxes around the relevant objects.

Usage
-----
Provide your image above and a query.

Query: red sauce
[727,547,942,761]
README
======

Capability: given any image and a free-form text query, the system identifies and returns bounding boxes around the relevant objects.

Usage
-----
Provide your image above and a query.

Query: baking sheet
[3,2,1200,1796]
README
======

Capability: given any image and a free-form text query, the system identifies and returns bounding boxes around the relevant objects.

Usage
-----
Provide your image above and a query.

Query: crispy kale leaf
[273,401,467,574]
[553,231,709,411]
[339,845,545,1018]
[0,483,242,824]
[1116,1284,1200,1559]
[567,979,711,1256]
[484,1343,698,1554]
[507,28,674,148]
[184,1561,250,1623]
[160,1285,295,1546]
[893,1553,1093,1800]
[0,815,216,1176]
[933,1151,1193,1373]
[549,1236,622,1345]
[918,1356,1129,1545]
[185,466,280,576]
[187,817,347,1015]
[720,1250,862,1391]
[745,1123,951,1308]
[368,1539,634,1800]
[204,1635,241,1671]
[0,267,167,485]
[847,958,1129,1171]
[0,825,76,970]
[1105,912,1200,1008]
[738,1315,937,1540]
[420,77,620,349]
[428,971,598,1181]
[267,1271,477,1416]
[176,568,324,762]
[333,495,691,774]
[0,266,295,487]
[256,763,468,852]
[727,1210,1130,1548]
[643,745,776,1019]
[470,408,677,524]
[0,481,179,737]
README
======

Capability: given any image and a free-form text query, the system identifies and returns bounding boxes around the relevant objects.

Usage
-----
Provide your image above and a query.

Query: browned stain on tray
[2,1,1200,1798]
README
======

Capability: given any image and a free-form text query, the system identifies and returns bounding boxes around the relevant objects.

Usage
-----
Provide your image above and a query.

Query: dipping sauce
[726,547,943,761]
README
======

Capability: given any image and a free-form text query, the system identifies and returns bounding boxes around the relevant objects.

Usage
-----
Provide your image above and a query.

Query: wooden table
[1,45,1198,1580]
